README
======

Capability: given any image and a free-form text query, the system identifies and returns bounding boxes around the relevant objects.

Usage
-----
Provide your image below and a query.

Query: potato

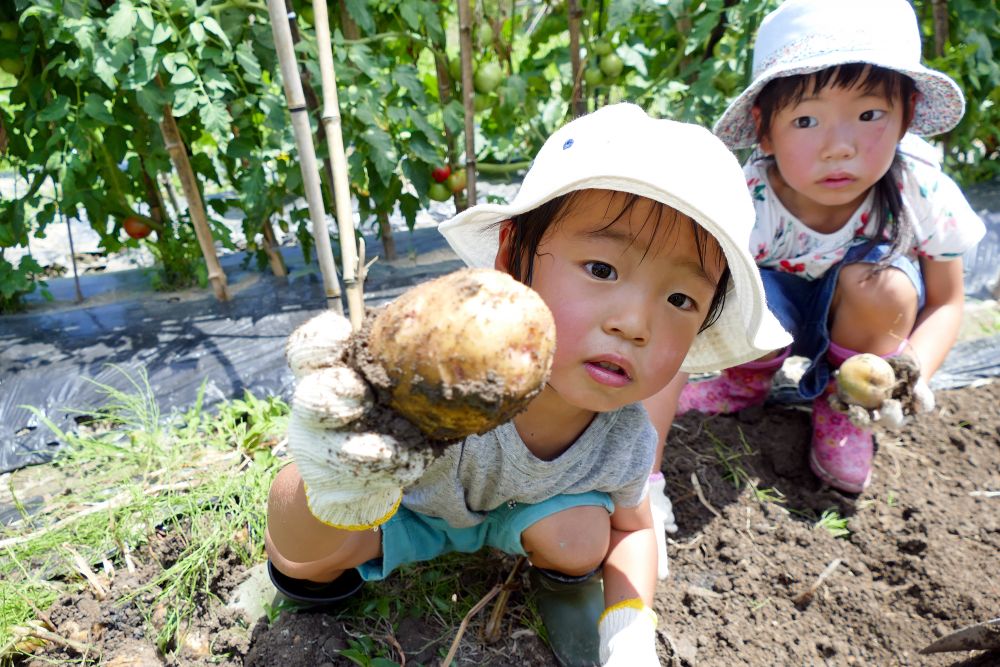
[836,353,896,409]
[359,268,556,440]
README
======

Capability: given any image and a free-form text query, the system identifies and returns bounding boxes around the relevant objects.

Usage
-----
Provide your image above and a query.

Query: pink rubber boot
[809,341,903,493]
[678,348,790,415]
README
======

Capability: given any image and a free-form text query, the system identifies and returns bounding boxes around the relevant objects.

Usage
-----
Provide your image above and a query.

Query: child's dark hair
[502,191,731,333]
[755,64,918,270]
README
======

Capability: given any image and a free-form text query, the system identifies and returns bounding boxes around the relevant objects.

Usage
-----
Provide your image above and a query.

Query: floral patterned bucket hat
[713,0,965,150]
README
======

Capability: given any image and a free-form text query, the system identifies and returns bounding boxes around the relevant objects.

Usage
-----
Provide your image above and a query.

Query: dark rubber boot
[267,560,364,610]
[528,567,604,667]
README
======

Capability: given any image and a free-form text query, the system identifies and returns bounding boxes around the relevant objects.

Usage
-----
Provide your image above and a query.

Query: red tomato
[123,216,152,240]
[431,165,451,183]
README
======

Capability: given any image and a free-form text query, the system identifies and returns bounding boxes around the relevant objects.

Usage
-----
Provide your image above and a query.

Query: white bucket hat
[714,0,965,150]
[438,103,791,373]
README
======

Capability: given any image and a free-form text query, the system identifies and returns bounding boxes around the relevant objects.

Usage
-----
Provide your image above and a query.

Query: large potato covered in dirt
[363,268,556,440]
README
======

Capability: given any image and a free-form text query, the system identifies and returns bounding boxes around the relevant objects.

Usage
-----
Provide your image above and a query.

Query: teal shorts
[357,491,614,581]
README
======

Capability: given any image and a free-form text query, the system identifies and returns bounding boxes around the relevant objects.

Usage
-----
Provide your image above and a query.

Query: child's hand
[831,353,935,429]
[286,321,438,530]
[598,600,660,666]
[284,268,557,529]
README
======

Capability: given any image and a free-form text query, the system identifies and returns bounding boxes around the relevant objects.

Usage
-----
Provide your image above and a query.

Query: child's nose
[604,305,650,345]
[822,123,856,161]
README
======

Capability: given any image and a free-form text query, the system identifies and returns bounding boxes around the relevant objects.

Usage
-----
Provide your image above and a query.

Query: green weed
[0,366,288,657]
[706,427,785,506]
[815,508,851,538]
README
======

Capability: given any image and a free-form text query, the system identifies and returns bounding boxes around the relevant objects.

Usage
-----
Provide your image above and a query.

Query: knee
[522,505,610,576]
[835,263,918,322]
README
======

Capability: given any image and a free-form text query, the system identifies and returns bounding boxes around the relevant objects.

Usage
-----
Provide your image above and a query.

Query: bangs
[505,190,731,333]
[755,64,916,139]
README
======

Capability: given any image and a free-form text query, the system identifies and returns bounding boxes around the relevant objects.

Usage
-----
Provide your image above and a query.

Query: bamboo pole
[457,0,478,206]
[261,215,288,278]
[267,0,345,315]
[158,106,230,301]
[567,0,585,117]
[311,0,365,328]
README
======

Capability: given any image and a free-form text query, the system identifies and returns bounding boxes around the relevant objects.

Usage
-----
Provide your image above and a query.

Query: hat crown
[753,0,921,77]
[511,104,753,245]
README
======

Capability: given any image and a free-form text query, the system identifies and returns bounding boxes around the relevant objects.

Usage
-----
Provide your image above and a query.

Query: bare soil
[15,381,1000,667]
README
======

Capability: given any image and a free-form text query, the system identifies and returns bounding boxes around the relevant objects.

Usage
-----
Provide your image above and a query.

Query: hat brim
[438,176,792,374]
[714,56,965,150]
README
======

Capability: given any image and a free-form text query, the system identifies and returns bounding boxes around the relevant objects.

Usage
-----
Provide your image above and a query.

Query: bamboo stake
[158,107,230,301]
[567,0,585,117]
[456,0,478,206]
[311,0,365,328]
[261,215,288,277]
[267,0,345,315]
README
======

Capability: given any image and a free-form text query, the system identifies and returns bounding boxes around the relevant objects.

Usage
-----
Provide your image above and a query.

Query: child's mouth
[821,174,855,188]
[585,360,632,387]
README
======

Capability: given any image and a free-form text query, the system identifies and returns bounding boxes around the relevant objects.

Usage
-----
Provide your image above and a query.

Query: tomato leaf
[106,2,137,41]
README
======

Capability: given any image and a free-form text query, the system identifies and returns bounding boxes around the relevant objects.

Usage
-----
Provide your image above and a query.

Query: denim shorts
[357,491,614,581]
[762,243,924,400]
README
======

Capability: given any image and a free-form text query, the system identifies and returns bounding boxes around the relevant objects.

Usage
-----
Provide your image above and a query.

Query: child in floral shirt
[668,0,985,494]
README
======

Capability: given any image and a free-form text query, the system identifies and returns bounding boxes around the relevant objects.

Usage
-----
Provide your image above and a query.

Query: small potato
[836,353,896,410]
[363,268,556,440]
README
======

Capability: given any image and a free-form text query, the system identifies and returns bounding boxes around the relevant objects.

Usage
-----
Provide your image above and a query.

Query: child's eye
[667,293,695,311]
[793,116,817,129]
[585,261,617,280]
[859,109,886,121]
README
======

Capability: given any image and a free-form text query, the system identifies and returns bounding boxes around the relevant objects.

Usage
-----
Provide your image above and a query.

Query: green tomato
[473,94,492,112]
[298,5,314,24]
[473,62,503,94]
[428,182,452,202]
[477,22,494,47]
[584,67,604,87]
[0,57,24,77]
[599,53,624,79]
[591,39,613,56]
[0,21,17,41]
[449,57,462,81]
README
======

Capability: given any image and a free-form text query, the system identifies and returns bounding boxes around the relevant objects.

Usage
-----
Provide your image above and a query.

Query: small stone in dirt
[102,639,162,667]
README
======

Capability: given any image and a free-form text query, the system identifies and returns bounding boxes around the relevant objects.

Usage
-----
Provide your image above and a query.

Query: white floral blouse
[746,147,986,281]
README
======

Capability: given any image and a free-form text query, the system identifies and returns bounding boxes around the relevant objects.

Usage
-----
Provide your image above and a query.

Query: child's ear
[900,91,919,138]
[494,220,515,273]
[751,106,772,154]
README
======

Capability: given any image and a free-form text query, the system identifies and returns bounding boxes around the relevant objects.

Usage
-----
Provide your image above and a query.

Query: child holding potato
[664,0,986,494]
[265,103,790,666]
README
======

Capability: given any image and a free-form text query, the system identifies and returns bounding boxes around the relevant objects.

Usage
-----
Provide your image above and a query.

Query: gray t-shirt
[402,402,656,528]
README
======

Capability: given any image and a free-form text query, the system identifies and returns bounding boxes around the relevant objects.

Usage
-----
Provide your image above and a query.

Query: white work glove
[830,352,935,430]
[598,600,660,666]
[647,473,677,580]
[285,311,436,530]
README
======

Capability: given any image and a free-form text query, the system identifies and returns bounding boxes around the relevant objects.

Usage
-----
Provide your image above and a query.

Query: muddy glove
[286,313,436,530]
[598,600,660,666]
[648,473,677,580]
[286,269,557,530]
[830,352,934,430]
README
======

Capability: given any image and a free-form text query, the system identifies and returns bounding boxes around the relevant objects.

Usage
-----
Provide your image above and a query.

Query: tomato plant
[0,0,994,313]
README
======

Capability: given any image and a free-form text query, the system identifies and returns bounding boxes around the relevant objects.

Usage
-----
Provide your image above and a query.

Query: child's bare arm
[910,257,965,379]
